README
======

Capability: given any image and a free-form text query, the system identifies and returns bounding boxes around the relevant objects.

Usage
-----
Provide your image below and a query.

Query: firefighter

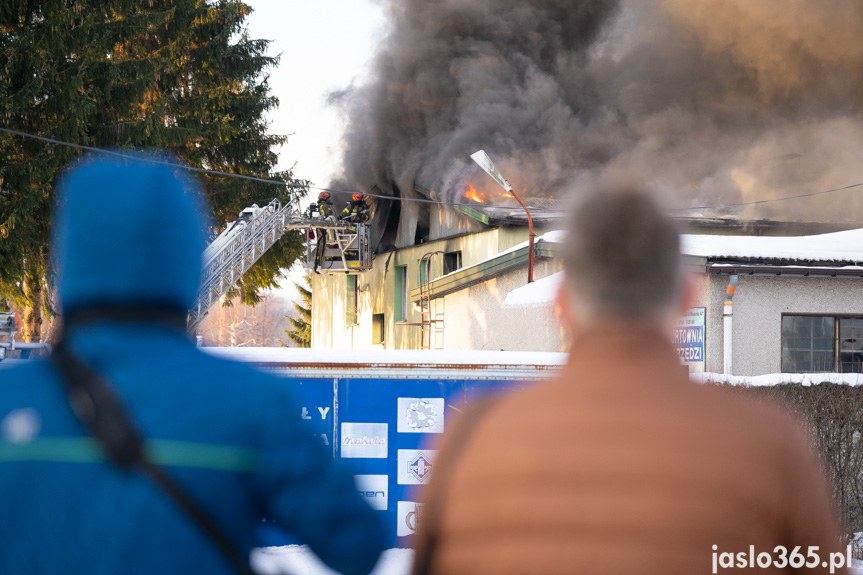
[313,191,338,271]
[317,191,334,219]
[340,193,371,223]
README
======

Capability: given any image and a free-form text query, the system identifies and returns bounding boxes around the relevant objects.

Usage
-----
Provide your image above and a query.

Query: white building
[310,188,863,376]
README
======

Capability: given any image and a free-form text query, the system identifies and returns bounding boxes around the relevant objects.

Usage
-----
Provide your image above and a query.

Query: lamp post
[470,150,535,283]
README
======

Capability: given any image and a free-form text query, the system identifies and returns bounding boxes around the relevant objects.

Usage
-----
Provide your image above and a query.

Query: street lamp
[470,150,535,283]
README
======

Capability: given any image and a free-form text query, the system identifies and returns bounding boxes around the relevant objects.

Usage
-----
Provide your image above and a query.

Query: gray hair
[562,185,683,319]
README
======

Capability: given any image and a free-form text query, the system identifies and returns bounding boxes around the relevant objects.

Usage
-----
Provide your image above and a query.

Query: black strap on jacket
[51,306,256,575]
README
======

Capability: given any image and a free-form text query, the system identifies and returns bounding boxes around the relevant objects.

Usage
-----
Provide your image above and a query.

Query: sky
[245,0,386,190]
[243,0,386,297]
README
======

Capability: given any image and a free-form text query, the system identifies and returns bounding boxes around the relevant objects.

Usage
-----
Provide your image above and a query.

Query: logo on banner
[341,423,388,458]
[397,501,424,537]
[398,449,437,484]
[397,398,444,433]
[409,453,433,482]
[354,475,388,510]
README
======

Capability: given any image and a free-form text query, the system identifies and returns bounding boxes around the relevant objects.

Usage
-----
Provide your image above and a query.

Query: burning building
[310,0,863,355]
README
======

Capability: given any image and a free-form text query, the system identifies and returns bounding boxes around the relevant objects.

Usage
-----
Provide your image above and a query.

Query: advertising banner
[340,423,388,458]
[355,475,389,510]
[674,307,706,372]
[397,398,445,433]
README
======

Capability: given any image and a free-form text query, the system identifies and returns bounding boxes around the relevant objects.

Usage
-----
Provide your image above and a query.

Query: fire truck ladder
[188,198,372,332]
[418,251,445,350]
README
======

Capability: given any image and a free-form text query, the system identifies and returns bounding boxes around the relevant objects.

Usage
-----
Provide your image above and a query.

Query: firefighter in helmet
[340,193,371,223]
[317,191,334,219]
[313,191,337,271]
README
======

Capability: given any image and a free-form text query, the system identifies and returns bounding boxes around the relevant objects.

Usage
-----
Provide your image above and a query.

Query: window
[781,316,834,372]
[781,315,850,372]
[372,313,385,344]
[346,275,358,325]
[443,251,462,275]
[838,318,863,373]
[417,259,427,286]
[394,265,407,322]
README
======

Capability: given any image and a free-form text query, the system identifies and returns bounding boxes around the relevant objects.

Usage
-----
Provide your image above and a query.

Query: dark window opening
[443,251,462,275]
[372,314,384,344]
[414,204,430,245]
[377,185,401,253]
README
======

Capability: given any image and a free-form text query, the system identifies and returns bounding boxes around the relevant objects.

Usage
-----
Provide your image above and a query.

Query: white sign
[397,449,437,485]
[354,475,388,510]
[397,398,444,434]
[341,423,388,458]
[397,500,424,537]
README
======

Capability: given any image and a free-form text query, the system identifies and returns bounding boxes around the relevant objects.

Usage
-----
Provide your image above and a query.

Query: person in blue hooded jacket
[0,155,386,575]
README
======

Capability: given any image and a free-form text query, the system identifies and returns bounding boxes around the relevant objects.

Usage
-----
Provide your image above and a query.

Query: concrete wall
[311,225,550,350]
[439,258,566,351]
[690,274,863,375]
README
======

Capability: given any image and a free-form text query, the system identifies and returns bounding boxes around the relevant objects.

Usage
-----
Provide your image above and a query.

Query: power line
[669,181,863,212]
[0,128,306,189]
[5,126,860,215]
[0,127,559,213]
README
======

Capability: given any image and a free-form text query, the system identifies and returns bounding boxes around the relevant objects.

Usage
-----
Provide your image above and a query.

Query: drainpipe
[723,275,738,375]
[508,188,535,284]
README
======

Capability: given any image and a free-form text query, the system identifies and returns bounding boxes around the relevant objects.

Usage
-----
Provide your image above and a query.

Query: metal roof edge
[705,261,863,278]
[410,237,562,302]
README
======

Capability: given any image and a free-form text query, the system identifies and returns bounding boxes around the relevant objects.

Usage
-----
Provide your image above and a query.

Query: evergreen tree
[282,271,311,348]
[0,0,306,341]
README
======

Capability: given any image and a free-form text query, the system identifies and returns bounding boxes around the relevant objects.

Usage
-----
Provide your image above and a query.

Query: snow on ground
[693,372,863,387]
[251,547,412,575]
[680,228,863,263]
[504,271,563,309]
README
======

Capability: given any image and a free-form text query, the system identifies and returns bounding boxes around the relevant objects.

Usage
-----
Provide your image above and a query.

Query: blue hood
[53,155,207,314]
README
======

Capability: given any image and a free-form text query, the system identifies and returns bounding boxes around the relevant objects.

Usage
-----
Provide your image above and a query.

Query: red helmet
[318,191,331,201]
[351,193,364,202]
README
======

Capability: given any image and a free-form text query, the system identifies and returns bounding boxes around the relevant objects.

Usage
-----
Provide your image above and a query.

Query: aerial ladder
[187,195,372,332]
[0,193,371,358]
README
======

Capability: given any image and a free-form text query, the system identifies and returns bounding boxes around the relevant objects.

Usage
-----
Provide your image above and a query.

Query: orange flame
[465,183,482,203]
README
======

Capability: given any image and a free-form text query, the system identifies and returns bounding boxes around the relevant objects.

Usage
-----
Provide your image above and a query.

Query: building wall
[691,274,863,375]
[311,225,553,349]
[439,258,566,351]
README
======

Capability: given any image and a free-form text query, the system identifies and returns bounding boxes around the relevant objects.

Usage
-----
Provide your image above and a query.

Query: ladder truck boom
[188,196,372,332]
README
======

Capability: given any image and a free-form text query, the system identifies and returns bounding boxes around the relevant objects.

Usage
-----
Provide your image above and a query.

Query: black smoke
[333,0,863,226]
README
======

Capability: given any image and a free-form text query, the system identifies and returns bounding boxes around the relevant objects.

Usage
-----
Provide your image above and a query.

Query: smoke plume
[333,0,863,237]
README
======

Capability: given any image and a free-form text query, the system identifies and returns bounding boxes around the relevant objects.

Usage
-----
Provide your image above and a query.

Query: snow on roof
[504,271,564,309]
[681,228,863,263]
